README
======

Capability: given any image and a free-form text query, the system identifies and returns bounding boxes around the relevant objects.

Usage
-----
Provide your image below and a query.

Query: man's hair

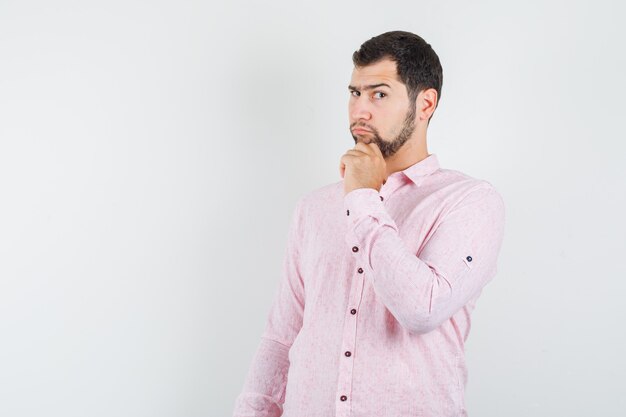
[352,31,443,124]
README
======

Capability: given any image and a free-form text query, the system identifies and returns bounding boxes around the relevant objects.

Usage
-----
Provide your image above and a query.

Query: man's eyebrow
[348,83,392,91]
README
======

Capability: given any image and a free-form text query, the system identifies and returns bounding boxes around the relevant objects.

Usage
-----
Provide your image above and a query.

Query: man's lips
[352,128,372,134]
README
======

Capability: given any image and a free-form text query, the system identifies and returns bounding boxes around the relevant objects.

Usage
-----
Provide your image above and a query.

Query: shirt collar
[398,153,440,186]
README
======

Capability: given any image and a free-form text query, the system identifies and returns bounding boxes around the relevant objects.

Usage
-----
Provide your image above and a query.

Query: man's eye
[350,90,360,97]
[373,92,386,99]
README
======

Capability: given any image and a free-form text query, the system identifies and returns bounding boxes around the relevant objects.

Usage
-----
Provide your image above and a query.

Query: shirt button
[380,195,384,201]
[357,267,363,274]
[466,255,472,262]
[345,351,351,357]
[350,308,357,315]
[346,209,350,216]
[340,395,347,401]
[352,246,359,252]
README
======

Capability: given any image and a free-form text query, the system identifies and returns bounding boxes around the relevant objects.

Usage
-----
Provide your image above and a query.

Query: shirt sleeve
[343,184,505,334]
[232,198,305,417]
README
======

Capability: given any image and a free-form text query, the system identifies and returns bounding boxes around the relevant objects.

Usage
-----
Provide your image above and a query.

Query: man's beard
[351,101,417,159]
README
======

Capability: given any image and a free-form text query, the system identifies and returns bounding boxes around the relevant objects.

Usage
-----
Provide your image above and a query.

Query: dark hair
[352,31,443,124]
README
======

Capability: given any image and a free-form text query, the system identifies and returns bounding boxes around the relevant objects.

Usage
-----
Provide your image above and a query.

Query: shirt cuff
[343,187,398,242]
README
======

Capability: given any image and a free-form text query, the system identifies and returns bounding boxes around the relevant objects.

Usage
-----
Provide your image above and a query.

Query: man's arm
[343,183,505,334]
[232,198,305,417]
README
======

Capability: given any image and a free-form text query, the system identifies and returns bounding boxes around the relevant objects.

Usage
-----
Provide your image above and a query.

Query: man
[233,31,505,417]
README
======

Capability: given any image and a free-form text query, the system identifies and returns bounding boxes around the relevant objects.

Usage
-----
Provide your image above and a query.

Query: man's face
[348,59,416,159]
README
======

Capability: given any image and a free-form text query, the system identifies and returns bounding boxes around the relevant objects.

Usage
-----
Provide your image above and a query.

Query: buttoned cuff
[343,187,398,242]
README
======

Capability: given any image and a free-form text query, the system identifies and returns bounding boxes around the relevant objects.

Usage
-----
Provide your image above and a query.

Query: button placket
[340,187,391,415]
[335,251,365,417]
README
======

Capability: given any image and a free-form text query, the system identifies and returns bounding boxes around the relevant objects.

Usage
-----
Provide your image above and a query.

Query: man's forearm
[343,186,505,334]
[232,337,290,417]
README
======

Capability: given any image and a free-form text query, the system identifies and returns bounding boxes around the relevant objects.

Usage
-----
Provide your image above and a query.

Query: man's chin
[352,133,379,146]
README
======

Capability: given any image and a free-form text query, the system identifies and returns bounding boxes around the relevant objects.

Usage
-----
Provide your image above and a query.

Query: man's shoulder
[295,180,344,211]
[425,167,504,216]
[433,166,501,195]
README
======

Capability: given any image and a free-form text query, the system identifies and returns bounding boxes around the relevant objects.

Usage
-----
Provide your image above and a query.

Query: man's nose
[349,97,372,122]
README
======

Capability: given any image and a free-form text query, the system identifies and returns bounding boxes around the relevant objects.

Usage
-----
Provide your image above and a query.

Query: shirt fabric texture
[232,153,506,417]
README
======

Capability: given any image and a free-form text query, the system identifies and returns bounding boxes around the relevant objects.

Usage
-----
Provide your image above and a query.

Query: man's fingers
[345,149,366,157]
[354,141,384,160]
[368,142,384,159]
[340,152,358,178]
[353,142,373,155]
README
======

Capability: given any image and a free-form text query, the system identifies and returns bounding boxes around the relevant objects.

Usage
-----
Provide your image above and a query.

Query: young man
[233,31,505,417]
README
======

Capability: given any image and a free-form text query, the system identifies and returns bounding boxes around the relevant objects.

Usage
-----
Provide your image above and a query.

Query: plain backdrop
[1,1,625,416]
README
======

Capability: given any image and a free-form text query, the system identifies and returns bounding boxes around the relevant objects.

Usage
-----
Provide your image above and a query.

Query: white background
[1,1,625,416]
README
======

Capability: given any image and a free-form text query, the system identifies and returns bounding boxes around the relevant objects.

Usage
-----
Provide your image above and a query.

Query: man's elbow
[397,310,446,335]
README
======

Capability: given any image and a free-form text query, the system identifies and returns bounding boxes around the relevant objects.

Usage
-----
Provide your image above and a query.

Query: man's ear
[417,88,438,122]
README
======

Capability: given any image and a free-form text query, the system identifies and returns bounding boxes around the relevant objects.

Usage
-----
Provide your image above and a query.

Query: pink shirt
[233,153,506,417]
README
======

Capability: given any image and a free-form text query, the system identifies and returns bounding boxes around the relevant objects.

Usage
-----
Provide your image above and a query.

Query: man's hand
[340,141,388,195]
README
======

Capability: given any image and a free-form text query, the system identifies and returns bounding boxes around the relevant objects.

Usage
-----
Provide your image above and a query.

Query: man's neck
[384,138,429,178]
